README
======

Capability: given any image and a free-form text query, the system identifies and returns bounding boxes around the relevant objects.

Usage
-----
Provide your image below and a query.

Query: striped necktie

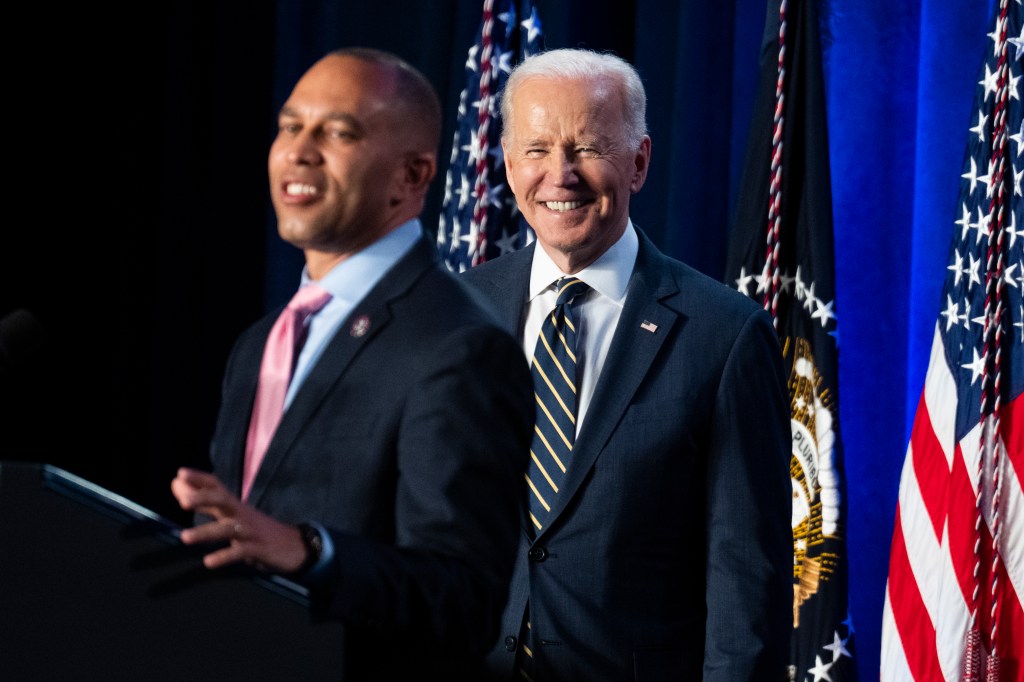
[526,277,590,534]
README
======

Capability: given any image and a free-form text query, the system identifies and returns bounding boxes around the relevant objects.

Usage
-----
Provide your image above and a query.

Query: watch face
[299,523,323,563]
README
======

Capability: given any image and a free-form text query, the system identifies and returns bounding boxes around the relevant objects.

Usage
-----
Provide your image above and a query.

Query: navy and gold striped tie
[526,277,590,535]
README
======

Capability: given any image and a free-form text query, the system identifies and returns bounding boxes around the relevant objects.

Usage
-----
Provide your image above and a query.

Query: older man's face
[502,75,650,274]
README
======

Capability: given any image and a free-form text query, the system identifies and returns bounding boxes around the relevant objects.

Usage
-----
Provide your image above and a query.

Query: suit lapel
[245,237,438,506]
[539,232,681,537]
[219,315,277,498]
[468,243,533,336]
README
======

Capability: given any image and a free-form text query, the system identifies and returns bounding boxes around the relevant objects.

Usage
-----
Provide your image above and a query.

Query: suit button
[504,635,517,651]
[528,546,547,562]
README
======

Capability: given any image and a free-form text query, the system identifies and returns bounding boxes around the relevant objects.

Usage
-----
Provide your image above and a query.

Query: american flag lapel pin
[640,320,658,333]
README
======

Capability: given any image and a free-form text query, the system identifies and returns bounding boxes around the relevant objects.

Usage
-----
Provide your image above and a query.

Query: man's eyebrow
[277,106,364,132]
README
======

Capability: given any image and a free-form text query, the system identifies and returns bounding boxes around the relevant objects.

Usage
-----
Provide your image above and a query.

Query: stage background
[0,1,998,678]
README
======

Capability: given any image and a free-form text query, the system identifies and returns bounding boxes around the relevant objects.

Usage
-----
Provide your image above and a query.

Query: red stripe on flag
[992,393,1023,680]
[1004,393,1023,480]
[909,389,951,541]
[946,440,982,611]
[887,505,943,681]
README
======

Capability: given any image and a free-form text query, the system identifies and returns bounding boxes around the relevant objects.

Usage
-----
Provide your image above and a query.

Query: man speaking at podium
[171,48,533,680]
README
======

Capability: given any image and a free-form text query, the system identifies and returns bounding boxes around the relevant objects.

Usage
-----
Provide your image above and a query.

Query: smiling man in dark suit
[170,47,533,680]
[463,47,793,681]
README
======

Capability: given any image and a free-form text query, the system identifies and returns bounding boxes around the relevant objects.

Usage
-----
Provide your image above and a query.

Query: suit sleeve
[313,322,533,662]
[703,308,793,681]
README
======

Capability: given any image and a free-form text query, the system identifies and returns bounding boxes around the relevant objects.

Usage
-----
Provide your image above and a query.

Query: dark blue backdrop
[0,1,997,678]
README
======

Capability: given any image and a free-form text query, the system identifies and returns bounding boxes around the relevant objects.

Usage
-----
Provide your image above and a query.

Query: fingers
[180,517,238,546]
[170,469,308,574]
[171,468,239,519]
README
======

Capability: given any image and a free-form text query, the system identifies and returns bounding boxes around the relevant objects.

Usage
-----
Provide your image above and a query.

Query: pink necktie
[241,284,332,501]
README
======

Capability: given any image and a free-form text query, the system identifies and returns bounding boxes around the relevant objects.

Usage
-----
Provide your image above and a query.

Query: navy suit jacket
[463,229,793,681]
[208,236,534,679]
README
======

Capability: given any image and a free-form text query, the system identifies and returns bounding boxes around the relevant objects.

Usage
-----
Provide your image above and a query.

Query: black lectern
[0,461,345,681]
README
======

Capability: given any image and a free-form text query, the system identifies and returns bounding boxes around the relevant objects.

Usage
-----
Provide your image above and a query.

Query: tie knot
[288,284,333,315]
[555,277,590,307]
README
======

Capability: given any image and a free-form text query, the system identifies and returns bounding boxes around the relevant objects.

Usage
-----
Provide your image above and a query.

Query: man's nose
[546,149,579,185]
[286,131,323,165]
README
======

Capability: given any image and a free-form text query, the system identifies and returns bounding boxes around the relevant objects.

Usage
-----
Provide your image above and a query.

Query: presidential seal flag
[725,1,855,680]
[437,0,543,272]
[880,1,1024,680]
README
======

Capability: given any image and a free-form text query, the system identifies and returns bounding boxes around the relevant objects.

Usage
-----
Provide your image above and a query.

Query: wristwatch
[295,522,323,575]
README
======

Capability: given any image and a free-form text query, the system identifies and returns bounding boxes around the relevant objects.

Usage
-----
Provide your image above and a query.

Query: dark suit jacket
[208,235,534,680]
[463,229,793,681]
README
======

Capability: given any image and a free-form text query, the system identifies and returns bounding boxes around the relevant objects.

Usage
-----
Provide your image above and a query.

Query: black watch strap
[295,522,324,575]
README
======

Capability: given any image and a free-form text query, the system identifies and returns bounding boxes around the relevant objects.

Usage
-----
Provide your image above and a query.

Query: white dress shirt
[524,220,639,432]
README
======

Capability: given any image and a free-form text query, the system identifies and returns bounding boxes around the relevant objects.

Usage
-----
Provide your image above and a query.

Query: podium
[0,461,346,681]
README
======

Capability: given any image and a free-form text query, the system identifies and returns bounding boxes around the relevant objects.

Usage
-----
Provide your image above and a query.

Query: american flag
[725,1,856,680]
[436,0,543,272]
[880,1,1024,680]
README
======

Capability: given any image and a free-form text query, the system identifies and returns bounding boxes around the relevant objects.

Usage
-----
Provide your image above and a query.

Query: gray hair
[499,48,648,149]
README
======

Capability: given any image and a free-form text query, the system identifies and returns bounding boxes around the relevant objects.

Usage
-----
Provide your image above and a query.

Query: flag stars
[823,631,853,662]
[489,142,504,168]
[1008,210,1021,247]
[973,207,992,246]
[967,251,983,289]
[456,173,472,210]
[438,6,544,272]
[497,7,517,38]
[495,226,518,255]
[494,48,514,75]
[811,297,836,328]
[948,248,965,286]
[803,280,817,313]
[807,654,834,682]
[755,263,772,296]
[793,266,807,300]
[957,202,972,241]
[942,295,962,331]
[521,6,542,43]
[463,129,484,165]
[963,347,986,385]
[1012,118,1024,157]
[963,156,981,195]
[1011,22,1024,61]
[735,266,755,296]
[1004,261,1020,289]
[449,214,463,246]
[970,110,988,141]
[980,63,999,100]
[487,182,507,209]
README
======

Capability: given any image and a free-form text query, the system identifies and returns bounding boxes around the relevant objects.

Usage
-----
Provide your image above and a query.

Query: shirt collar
[528,219,638,304]
[300,219,422,305]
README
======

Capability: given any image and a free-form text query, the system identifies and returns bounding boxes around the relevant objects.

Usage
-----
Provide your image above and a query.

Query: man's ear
[391,152,437,206]
[404,152,437,193]
[630,135,651,194]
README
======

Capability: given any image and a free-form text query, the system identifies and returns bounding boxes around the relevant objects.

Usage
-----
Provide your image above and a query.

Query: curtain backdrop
[0,1,997,678]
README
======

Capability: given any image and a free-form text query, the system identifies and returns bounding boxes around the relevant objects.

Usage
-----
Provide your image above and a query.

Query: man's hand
[171,467,308,574]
